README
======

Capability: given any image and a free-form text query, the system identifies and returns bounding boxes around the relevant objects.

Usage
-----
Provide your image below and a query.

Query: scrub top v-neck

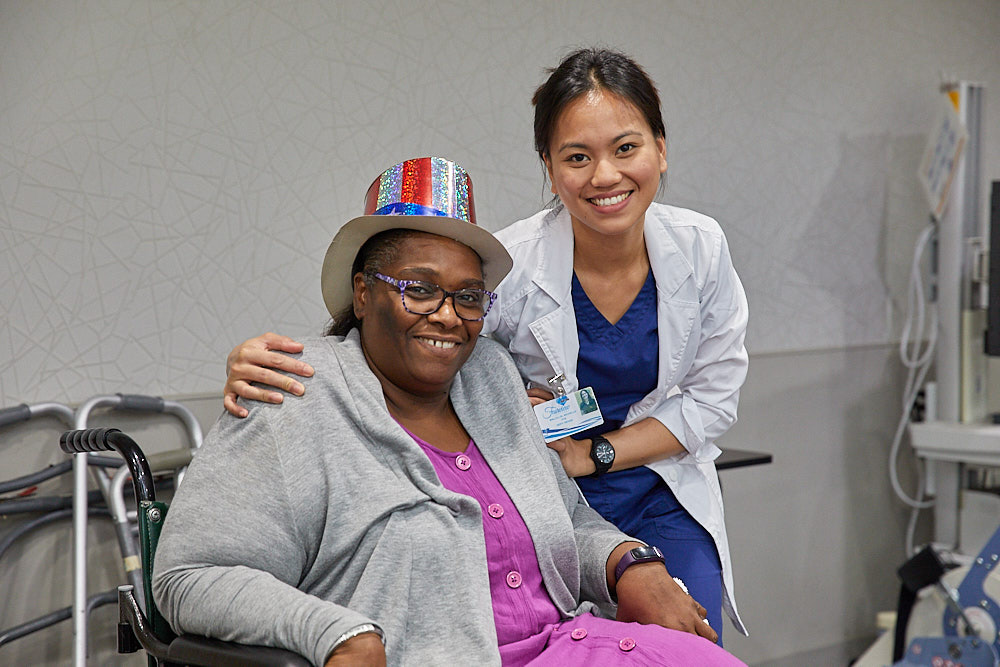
[569,269,724,638]
[571,268,662,513]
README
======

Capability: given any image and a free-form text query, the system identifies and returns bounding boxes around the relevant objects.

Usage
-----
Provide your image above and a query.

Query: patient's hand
[615,562,718,644]
[224,332,314,417]
[324,632,386,666]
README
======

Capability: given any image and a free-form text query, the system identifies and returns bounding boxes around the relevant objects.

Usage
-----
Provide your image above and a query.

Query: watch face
[632,545,661,559]
[594,440,615,464]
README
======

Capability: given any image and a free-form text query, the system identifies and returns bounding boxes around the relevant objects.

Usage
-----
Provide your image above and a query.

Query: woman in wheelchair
[152,158,744,666]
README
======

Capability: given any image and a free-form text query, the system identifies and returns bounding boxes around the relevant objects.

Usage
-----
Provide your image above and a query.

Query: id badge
[533,387,604,443]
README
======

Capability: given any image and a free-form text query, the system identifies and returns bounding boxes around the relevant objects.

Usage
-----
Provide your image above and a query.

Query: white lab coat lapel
[647,215,699,395]
[525,210,580,392]
[597,214,697,425]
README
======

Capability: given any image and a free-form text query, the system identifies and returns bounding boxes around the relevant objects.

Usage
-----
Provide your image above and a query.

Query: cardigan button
[505,571,522,588]
[570,628,588,640]
[455,454,471,470]
[619,637,636,651]
[487,503,504,518]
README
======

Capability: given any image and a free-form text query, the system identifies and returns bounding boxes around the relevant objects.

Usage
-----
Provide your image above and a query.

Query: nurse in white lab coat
[489,199,748,638]
[222,48,748,640]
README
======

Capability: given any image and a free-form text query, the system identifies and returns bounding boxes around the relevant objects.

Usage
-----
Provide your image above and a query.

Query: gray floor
[753,637,876,667]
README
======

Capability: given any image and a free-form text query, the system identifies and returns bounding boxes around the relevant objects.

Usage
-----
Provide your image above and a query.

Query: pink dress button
[619,637,636,651]
[505,571,522,588]
[487,503,504,518]
[455,454,471,470]
[570,628,588,640]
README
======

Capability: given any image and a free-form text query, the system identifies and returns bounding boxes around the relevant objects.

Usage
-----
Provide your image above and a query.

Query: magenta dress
[407,429,746,666]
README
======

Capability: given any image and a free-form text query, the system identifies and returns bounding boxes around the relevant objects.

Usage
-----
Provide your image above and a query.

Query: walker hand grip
[59,428,121,455]
[0,404,31,428]
[117,394,165,413]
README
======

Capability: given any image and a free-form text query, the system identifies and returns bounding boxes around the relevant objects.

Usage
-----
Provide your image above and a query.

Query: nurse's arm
[546,418,684,477]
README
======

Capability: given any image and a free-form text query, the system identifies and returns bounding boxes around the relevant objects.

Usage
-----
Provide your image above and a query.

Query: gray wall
[3,1,999,665]
[4,0,1000,404]
[723,345,924,663]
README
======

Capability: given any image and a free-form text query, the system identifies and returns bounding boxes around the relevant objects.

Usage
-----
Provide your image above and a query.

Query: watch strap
[614,545,666,583]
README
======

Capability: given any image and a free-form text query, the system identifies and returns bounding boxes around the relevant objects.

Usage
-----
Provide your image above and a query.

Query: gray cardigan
[152,332,630,666]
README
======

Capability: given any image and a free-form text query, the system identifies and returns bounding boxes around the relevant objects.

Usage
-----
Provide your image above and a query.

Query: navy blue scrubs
[571,270,725,640]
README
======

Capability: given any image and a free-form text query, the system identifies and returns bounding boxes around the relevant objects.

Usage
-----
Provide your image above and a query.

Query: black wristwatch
[589,435,615,476]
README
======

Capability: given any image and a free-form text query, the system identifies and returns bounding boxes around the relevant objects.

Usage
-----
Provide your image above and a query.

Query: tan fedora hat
[321,157,512,318]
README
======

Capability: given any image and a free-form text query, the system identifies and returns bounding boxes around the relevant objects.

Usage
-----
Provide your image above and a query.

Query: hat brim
[321,214,513,319]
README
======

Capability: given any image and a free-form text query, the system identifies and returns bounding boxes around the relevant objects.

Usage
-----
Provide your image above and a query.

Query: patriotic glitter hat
[321,157,513,318]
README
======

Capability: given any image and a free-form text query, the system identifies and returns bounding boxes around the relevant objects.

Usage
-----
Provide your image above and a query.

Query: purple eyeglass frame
[370,272,497,322]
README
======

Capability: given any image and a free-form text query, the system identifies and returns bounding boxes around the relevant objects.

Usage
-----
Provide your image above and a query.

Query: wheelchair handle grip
[60,429,156,503]
[60,427,121,454]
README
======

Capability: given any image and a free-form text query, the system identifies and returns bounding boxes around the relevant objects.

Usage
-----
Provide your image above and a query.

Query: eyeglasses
[368,272,497,321]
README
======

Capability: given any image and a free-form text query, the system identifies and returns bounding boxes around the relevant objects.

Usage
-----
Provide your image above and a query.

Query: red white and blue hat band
[321,157,512,318]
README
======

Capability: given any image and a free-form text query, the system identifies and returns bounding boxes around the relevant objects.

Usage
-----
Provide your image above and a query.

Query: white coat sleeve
[648,230,748,462]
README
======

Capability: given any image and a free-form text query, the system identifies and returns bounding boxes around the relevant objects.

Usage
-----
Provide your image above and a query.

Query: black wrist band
[589,435,615,476]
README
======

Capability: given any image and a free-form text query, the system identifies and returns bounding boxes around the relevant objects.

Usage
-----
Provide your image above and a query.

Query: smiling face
[354,232,485,400]
[544,89,667,240]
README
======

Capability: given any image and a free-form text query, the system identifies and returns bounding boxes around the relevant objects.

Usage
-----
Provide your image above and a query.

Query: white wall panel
[2,0,999,404]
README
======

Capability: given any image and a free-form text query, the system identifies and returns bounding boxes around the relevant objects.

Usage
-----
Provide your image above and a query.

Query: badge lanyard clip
[546,373,568,398]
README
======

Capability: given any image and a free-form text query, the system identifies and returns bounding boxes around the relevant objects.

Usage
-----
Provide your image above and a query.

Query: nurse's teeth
[592,193,629,206]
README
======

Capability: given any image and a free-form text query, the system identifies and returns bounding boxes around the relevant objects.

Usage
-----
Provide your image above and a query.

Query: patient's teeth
[419,337,456,349]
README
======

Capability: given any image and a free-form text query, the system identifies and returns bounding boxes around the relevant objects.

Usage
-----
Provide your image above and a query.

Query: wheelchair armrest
[118,585,170,656]
[118,586,310,667]
[168,635,312,667]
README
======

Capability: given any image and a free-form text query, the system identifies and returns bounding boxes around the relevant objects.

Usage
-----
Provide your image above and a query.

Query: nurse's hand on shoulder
[616,563,719,644]
[224,332,314,418]
[324,633,386,667]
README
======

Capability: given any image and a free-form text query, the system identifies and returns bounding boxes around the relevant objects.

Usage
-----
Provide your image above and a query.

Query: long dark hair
[324,229,418,336]
[532,48,666,161]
